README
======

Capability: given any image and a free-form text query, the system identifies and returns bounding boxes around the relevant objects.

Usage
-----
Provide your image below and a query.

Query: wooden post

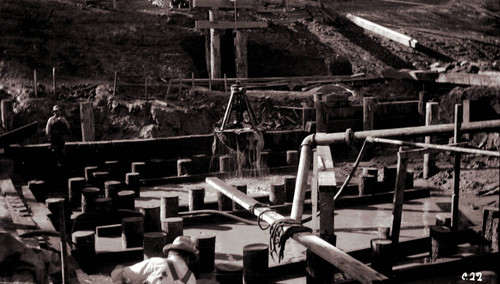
[286,150,299,166]
[370,238,393,276]
[283,175,296,203]
[430,225,455,261]
[116,190,135,211]
[418,91,427,117]
[126,172,141,198]
[235,30,248,79]
[209,8,221,78]
[166,78,172,99]
[58,199,70,283]
[177,158,193,176]
[81,187,100,213]
[463,99,470,140]
[451,104,462,230]
[80,102,95,142]
[68,177,86,208]
[161,195,179,218]
[72,230,95,270]
[269,183,285,205]
[317,145,336,238]
[195,234,216,273]
[189,187,205,211]
[363,97,377,130]
[243,243,269,284]
[161,217,184,244]
[1,99,14,131]
[390,147,408,246]
[34,69,38,98]
[104,180,121,209]
[131,162,146,178]
[482,207,499,252]
[122,217,144,248]
[208,73,212,90]
[52,67,56,94]
[217,191,233,211]
[191,72,195,88]
[143,232,167,259]
[140,205,162,232]
[358,174,376,196]
[28,180,46,202]
[314,93,326,132]
[423,102,439,179]
[112,0,117,10]
[113,71,118,96]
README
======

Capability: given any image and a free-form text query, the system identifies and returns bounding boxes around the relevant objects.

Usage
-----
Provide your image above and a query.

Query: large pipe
[206,177,388,284]
[291,119,500,221]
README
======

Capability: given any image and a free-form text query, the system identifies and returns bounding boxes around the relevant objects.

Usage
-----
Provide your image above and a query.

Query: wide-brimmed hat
[162,236,199,264]
[52,105,61,112]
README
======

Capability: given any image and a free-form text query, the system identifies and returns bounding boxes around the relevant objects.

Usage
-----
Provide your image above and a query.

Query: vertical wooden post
[451,104,463,230]
[80,102,95,142]
[463,99,470,140]
[52,67,56,94]
[1,99,14,131]
[418,91,427,117]
[34,69,38,98]
[58,199,70,283]
[315,93,326,132]
[209,8,221,79]
[423,102,439,179]
[235,30,248,79]
[390,147,408,246]
[113,71,118,96]
[363,97,377,131]
[208,73,212,90]
[191,72,195,88]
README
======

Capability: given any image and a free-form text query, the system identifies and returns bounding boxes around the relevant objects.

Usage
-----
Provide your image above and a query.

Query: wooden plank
[80,102,95,142]
[346,14,418,48]
[316,145,336,237]
[192,0,256,9]
[452,104,463,230]
[316,145,334,170]
[390,149,408,245]
[311,151,318,234]
[209,9,221,79]
[436,72,500,86]
[195,20,267,29]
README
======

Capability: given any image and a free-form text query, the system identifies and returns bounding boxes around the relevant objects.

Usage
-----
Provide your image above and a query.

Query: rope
[257,208,274,230]
[269,218,312,262]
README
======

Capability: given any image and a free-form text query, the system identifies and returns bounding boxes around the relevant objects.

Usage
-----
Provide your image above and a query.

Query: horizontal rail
[206,177,388,284]
[366,137,500,157]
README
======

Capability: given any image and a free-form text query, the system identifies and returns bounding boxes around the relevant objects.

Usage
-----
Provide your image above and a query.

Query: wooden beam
[346,14,418,48]
[316,145,336,237]
[235,30,248,79]
[390,148,408,246]
[209,9,221,79]
[196,20,267,29]
[452,104,463,230]
[192,0,256,9]
[436,72,500,87]
[206,177,388,284]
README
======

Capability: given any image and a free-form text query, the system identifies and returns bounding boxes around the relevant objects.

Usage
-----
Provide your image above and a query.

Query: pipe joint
[300,134,315,148]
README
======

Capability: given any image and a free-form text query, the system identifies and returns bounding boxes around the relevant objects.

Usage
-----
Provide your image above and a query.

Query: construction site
[0,0,500,283]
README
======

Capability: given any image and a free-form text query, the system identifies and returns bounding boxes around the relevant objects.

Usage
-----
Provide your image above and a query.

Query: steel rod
[365,137,500,157]
[206,177,388,284]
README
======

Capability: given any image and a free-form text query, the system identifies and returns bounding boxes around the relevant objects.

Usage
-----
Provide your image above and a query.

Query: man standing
[45,105,70,164]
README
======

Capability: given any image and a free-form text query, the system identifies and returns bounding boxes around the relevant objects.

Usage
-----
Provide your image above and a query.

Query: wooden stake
[452,104,463,230]
[209,8,221,79]
[58,199,70,283]
[191,72,195,88]
[52,67,56,94]
[463,99,470,140]
[315,93,326,132]
[363,97,377,130]
[80,102,95,142]
[113,71,118,96]
[390,147,408,246]
[235,30,248,79]
[423,102,439,179]
[34,69,38,98]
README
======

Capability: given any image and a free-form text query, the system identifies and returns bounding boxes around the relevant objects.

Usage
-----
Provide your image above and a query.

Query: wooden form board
[192,0,256,9]
[437,72,500,87]
[346,13,418,48]
[195,20,267,29]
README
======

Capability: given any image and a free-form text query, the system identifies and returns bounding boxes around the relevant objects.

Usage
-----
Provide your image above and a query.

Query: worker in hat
[111,236,199,284]
[45,105,70,164]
